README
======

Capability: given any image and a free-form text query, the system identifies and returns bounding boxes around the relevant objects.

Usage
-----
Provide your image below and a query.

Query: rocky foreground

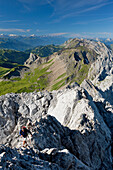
[0,39,113,169]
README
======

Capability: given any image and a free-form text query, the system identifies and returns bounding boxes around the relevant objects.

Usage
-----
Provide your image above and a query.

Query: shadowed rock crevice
[82,51,89,64]
[0,115,91,170]
[74,52,81,61]
[98,67,108,81]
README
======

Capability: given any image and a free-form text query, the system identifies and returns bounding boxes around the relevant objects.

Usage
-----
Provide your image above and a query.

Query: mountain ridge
[0,38,112,95]
[0,37,113,169]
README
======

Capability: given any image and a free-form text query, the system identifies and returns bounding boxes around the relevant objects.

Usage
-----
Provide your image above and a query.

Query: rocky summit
[0,39,113,170]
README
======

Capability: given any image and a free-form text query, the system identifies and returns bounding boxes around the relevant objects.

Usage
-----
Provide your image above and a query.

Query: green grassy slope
[0,61,53,96]
[0,49,30,78]
[0,67,10,77]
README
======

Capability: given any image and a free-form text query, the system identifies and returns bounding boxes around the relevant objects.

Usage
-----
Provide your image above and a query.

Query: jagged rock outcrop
[0,82,113,169]
[24,53,50,68]
[24,53,40,66]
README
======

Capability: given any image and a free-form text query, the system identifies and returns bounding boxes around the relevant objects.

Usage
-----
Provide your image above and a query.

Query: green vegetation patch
[2,65,28,79]
[51,77,67,91]
[45,59,54,64]
[0,67,10,77]
[0,63,53,96]
[70,64,90,85]
[56,73,66,80]
[0,59,18,69]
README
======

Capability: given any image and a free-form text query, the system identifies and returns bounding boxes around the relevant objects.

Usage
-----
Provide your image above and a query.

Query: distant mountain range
[0,34,68,51]
[26,44,62,57]
[1,34,113,51]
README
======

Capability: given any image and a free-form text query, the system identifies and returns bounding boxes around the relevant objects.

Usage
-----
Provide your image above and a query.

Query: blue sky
[0,0,113,38]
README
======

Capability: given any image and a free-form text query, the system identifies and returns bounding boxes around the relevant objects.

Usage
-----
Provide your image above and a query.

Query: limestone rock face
[48,87,112,169]
[24,53,49,68]
[0,83,112,169]
[24,53,40,66]
[87,43,113,92]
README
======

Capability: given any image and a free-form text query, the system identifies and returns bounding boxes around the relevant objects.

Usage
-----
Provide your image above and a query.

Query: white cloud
[69,32,113,38]
[0,28,30,32]
[26,29,31,32]
[50,0,113,23]
[69,33,82,37]
[0,20,20,23]
[76,1,113,14]
[73,16,113,25]
[48,32,68,36]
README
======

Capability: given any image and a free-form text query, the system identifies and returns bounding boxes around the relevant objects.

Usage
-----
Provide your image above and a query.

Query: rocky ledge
[0,80,113,169]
